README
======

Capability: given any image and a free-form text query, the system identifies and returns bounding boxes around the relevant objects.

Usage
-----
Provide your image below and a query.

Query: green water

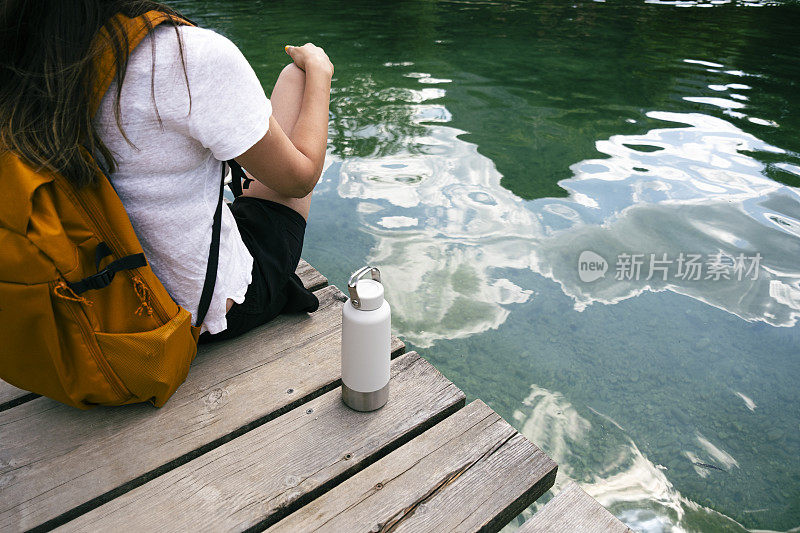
[175,1,799,531]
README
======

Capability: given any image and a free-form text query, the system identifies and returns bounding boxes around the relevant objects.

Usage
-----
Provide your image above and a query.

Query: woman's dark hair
[0,0,192,186]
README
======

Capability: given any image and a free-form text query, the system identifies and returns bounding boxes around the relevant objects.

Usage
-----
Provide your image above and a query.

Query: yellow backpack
[0,11,226,409]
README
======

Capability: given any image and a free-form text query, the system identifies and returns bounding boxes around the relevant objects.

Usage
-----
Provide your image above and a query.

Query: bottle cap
[347,266,383,310]
[353,279,384,311]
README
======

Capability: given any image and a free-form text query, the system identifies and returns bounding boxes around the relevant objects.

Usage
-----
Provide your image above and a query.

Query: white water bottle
[341,266,391,411]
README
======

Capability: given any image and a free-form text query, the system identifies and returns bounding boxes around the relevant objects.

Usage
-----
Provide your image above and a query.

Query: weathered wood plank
[517,482,632,533]
[0,284,404,532]
[268,399,557,533]
[0,259,328,411]
[60,351,464,532]
[295,258,328,292]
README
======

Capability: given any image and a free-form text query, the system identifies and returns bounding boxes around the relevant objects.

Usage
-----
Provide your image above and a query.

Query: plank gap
[0,392,39,413]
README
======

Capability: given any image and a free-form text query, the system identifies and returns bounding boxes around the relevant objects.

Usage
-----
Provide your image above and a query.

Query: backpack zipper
[54,179,170,324]
[54,281,132,402]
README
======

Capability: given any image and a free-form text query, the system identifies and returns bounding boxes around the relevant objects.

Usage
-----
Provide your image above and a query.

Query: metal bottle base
[341,381,389,412]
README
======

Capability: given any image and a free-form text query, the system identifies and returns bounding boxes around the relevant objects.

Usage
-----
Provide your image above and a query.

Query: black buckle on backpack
[67,242,147,295]
[81,267,116,291]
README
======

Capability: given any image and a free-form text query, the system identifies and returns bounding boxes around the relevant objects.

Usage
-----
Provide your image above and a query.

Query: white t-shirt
[94,25,271,334]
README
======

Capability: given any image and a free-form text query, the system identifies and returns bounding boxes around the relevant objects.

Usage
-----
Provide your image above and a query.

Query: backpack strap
[194,162,227,327]
[195,159,261,326]
[227,159,245,198]
[89,11,193,116]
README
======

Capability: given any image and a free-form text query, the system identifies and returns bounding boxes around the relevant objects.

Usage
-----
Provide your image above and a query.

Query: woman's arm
[235,44,333,198]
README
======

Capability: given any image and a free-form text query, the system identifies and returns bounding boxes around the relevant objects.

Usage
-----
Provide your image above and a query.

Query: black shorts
[198,197,319,344]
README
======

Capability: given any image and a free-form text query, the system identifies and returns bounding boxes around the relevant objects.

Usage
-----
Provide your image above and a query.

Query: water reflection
[533,110,800,328]
[331,63,800,347]
[511,384,760,532]
[337,117,538,346]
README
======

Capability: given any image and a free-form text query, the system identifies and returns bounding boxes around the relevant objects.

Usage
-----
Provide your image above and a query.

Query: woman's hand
[285,43,333,77]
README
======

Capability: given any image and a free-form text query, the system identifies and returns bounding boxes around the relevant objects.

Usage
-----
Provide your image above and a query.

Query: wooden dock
[0,261,628,532]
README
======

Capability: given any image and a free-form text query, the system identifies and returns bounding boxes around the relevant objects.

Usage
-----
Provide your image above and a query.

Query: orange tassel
[53,281,93,306]
[132,276,154,316]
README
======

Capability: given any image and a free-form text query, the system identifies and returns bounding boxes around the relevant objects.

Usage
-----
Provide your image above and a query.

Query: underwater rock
[766,428,784,442]
[694,337,712,351]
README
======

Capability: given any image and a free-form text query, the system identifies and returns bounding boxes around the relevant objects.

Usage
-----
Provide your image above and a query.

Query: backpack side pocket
[95,306,197,407]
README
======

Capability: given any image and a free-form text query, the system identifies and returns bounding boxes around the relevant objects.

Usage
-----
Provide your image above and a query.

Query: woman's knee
[276,63,305,90]
[270,63,306,134]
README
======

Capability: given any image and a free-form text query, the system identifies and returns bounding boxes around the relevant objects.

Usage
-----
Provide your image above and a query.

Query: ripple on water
[336,100,800,344]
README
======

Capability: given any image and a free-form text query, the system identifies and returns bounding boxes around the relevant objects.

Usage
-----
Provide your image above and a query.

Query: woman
[0,1,333,341]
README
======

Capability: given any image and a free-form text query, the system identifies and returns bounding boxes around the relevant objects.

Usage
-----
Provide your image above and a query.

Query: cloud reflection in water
[511,385,760,533]
[332,80,800,347]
